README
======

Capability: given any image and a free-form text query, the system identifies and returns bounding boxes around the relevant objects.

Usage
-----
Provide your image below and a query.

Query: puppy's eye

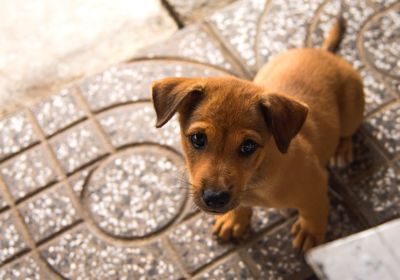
[239,139,258,156]
[189,133,207,149]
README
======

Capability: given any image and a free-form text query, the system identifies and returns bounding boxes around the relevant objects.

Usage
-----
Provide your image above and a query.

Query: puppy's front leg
[213,207,252,241]
[291,193,329,252]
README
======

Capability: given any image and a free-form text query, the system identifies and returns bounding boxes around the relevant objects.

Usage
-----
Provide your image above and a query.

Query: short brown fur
[152,20,364,252]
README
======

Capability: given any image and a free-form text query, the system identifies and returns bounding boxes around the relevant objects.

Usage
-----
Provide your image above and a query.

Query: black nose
[202,189,230,209]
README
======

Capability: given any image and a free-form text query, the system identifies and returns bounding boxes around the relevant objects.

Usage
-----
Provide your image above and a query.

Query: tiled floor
[0,0,399,279]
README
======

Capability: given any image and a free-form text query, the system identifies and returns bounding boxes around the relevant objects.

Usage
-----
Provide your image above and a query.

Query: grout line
[254,0,272,70]
[201,22,253,80]
[163,237,192,279]
[0,164,61,279]
[161,0,185,28]
[189,215,290,278]
[364,99,399,121]
[72,87,116,154]
[238,248,262,279]
[0,141,40,165]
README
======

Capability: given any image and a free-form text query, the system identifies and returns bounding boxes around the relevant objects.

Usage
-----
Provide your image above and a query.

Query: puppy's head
[152,77,308,214]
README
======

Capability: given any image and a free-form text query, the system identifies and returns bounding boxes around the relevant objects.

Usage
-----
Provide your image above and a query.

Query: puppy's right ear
[152,77,205,128]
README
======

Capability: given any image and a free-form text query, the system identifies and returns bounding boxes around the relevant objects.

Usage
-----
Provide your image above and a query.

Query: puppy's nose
[202,189,230,209]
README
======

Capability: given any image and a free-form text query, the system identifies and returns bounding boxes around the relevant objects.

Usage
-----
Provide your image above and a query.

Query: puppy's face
[152,77,308,214]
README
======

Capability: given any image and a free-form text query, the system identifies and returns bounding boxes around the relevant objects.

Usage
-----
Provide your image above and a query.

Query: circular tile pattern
[84,146,185,238]
[362,7,400,78]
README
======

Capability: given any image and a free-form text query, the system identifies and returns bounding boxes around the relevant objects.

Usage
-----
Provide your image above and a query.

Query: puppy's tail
[321,16,345,53]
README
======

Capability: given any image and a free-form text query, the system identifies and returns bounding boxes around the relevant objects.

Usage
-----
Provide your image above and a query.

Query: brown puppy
[151,20,364,252]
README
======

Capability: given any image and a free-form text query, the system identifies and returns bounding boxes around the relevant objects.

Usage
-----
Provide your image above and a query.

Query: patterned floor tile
[360,68,395,115]
[49,121,108,174]
[0,145,58,201]
[0,112,37,161]
[168,214,234,273]
[195,253,254,280]
[362,6,400,79]
[68,164,98,198]
[305,0,396,115]
[0,212,28,264]
[330,131,385,184]
[41,225,182,279]
[258,0,325,68]
[84,146,185,238]
[32,88,86,136]
[137,26,241,75]
[97,103,182,152]
[168,0,237,24]
[207,0,266,73]
[249,207,284,234]
[364,102,400,158]
[247,221,311,279]
[349,165,400,225]
[0,255,47,280]
[79,60,229,111]
[310,0,374,69]
[326,191,364,242]
[19,184,79,243]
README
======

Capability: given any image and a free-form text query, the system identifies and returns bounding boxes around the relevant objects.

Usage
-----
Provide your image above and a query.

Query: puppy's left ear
[260,94,309,153]
[152,77,205,128]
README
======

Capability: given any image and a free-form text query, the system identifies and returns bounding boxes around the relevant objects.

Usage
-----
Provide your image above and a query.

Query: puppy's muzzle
[202,189,230,210]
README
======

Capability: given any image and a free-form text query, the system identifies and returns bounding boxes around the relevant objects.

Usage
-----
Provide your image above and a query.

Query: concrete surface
[0,0,177,116]
[307,219,400,280]
[0,0,399,279]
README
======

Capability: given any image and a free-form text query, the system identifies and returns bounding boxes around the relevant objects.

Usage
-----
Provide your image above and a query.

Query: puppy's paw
[330,137,353,168]
[212,208,252,241]
[291,218,325,253]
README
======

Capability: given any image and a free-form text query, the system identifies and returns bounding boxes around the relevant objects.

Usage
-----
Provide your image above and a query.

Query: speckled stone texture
[0,255,45,280]
[84,146,185,238]
[0,0,399,278]
[0,212,28,264]
[247,221,311,279]
[32,88,86,136]
[1,145,58,200]
[171,0,239,24]
[0,112,38,161]
[49,121,108,174]
[19,184,79,242]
